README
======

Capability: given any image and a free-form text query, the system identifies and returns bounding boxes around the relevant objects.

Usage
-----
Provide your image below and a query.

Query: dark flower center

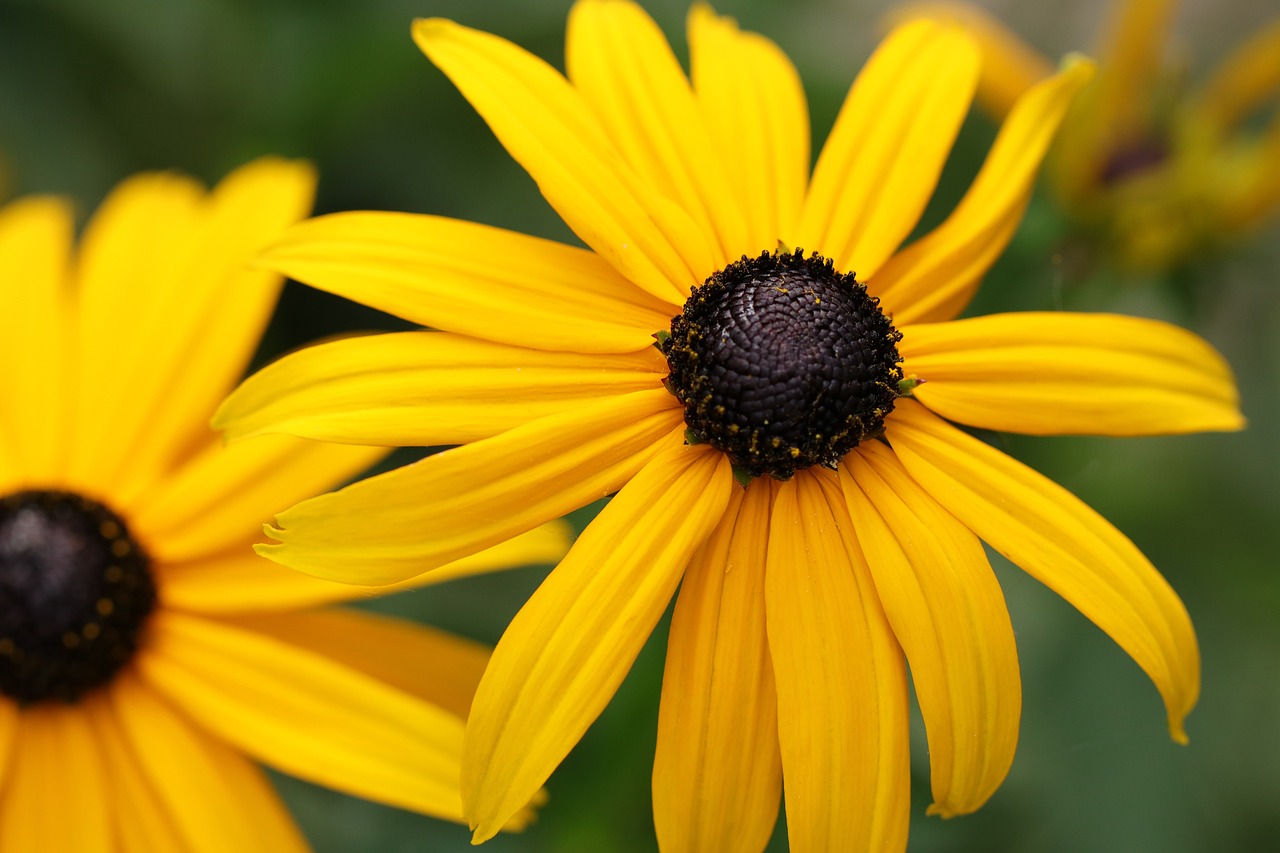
[1099,136,1170,185]
[0,490,156,704]
[660,249,903,480]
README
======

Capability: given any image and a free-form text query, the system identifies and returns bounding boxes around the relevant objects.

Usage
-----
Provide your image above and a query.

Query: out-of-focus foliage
[1,0,1275,850]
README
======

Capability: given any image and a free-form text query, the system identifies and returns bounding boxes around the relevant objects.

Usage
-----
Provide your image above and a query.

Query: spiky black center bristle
[0,490,156,704]
[661,249,903,480]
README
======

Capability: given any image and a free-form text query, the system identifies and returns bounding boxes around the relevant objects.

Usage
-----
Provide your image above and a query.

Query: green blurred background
[1,0,1276,850]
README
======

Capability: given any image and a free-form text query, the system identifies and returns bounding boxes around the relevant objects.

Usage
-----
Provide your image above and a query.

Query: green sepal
[652,329,671,350]
[684,428,706,446]
[897,376,925,397]
[732,465,755,487]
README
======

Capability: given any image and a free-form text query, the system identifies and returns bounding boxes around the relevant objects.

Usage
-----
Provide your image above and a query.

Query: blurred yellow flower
[901,0,1280,271]
[0,159,566,849]
[217,2,1243,850]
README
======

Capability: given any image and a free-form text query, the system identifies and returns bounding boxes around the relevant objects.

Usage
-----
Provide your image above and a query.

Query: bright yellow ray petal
[842,442,1020,817]
[413,17,709,304]
[85,690,187,851]
[260,388,684,585]
[157,522,571,614]
[68,159,315,506]
[0,427,17,497]
[1188,19,1280,135]
[129,433,386,563]
[463,445,734,842]
[139,610,516,827]
[229,608,491,722]
[889,2,1055,117]
[568,0,745,266]
[795,19,979,279]
[887,400,1199,743]
[215,330,666,445]
[688,2,809,249]
[900,312,1245,436]
[653,479,782,853]
[72,171,205,496]
[871,58,1094,324]
[109,671,310,853]
[259,211,677,351]
[765,471,910,853]
[0,197,73,484]
[0,704,111,853]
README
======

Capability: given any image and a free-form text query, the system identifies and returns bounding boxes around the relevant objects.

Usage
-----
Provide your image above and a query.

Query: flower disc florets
[661,249,903,480]
[0,490,156,704]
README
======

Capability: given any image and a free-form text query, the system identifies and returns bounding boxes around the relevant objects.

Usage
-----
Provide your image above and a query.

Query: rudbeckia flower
[900,0,1280,271]
[216,3,1244,850]
[0,158,567,849]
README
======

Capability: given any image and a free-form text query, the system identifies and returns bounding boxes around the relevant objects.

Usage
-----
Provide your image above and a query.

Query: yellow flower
[900,0,1280,271]
[0,159,568,849]
[217,3,1243,850]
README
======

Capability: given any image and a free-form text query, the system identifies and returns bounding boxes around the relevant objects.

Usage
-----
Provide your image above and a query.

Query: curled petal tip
[926,802,954,819]
[412,16,455,45]
[1059,52,1097,79]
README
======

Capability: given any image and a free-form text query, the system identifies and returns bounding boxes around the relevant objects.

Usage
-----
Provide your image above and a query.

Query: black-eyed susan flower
[0,158,568,849]
[900,0,1280,271]
[216,3,1244,850]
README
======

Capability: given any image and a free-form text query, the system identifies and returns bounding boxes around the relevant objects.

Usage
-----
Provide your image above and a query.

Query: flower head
[900,0,1280,270]
[217,3,1243,850]
[0,159,568,848]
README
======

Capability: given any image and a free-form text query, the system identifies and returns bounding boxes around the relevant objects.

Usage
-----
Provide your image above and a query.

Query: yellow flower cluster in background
[901,0,1280,271]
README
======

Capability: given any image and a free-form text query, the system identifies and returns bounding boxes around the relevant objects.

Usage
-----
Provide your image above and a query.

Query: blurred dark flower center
[0,490,156,704]
[1100,136,1171,185]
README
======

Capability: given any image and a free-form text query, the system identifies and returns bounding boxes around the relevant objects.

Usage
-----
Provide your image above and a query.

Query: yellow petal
[215,330,666,445]
[1187,19,1280,134]
[567,0,745,266]
[261,388,684,585]
[796,19,979,279]
[129,433,386,563]
[108,671,310,852]
[765,471,910,853]
[259,211,676,352]
[887,399,1199,743]
[229,608,491,723]
[871,58,1094,324]
[653,479,782,853]
[687,2,809,248]
[889,1,1055,117]
[67,158,315,505]
[413,17,708,304]
[138,610,501,826]
[84,690,187,851]
[842,442,1020,817]
[900,312,1245,436]
[0,196,73,484]
[157,522,572,614]
[463,445,734,842]
[0,704,111,853]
